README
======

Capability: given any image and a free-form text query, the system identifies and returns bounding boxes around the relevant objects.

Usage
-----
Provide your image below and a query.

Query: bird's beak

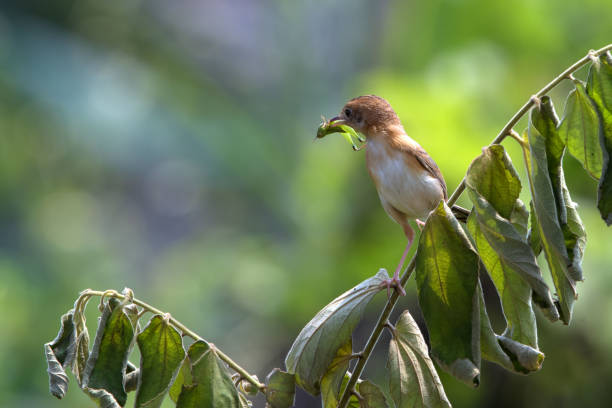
[329,116,346,126]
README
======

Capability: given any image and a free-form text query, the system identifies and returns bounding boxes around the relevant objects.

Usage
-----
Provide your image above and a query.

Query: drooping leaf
[466,145,558,322]
[526,117,577,324]
[532,97,586,282]
[559,80,603,179]
[124,363,139,393]
[169,358,192,403]
[85,388,123,408]
[72,328,90,384]
[285,269,386,394]
[45,310,76,399]
[527,201,542,256]
[265,369,295,408]
[478,283,544,374]
[135,314,186,408]
[388,310,451,408]
[356,380,390,408]
[415,201,480,387]
[510,199,529,238]
[587,55,612,224]
[82,298,136,407]
[320,340,353,408]
[176,340,242,408]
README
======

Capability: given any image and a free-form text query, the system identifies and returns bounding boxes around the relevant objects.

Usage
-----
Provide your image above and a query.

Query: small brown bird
[325,95,464,295]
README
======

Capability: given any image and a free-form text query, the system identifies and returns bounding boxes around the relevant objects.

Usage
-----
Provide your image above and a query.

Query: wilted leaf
[320,340,353,408]
[415,201,480,387]
[176,341,242,408]
[265,369,296,408]
[135,314,186,408]
[357,380,390,408]
[559,80,603,178]
[285,270,386,394]
[45,310,76,399]
[532,97,586,282]
[82,298,136,407]
[478,284,544,374]
[526,115,577,324]
[466,145,558,323]
[587,55,612,224]
[73,328,90,384]
[124,363,139,393]
[84,388,123,408]
[388,310,451,408]
[169,358,192,403]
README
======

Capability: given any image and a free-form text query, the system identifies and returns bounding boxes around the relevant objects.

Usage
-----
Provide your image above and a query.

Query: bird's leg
[416,219,426,230]
[380,223,414,298]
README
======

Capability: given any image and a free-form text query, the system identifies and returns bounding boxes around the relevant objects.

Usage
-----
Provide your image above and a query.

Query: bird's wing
[410,146,448,199]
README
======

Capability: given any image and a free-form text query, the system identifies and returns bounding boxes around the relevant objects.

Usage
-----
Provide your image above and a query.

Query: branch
[76,289,266,393]
[337,43,612,408]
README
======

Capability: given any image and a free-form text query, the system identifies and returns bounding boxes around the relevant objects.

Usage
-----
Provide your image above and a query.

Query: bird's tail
[451,205,470,223]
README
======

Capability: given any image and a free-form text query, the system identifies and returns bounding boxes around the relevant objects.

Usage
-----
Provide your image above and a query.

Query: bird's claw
[380,276,406,298]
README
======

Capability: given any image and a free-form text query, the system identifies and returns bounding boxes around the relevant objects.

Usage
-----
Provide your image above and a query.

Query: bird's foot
[379,271,406,298]
[416,219,426,230]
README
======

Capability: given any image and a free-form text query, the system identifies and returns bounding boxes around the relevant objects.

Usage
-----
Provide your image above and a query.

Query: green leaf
[265,368,296,408]
[532,97,586,282]
[356,380,390,408]
[587,55,612,224]
[415,201,480,387]
[176,340,242,408]
[135,314,186,408]
[169,358,192,403]
[527,114,577,324]
[45,310,76,399]
[527,201,543,256]
[285,269,386,394]
[320,340,353,408]
[388,310,451,408]
[82,298,136,407]
[466,145,558,322]
[558,80,603,179]
[465,144,522,219]
[478,283,544,374]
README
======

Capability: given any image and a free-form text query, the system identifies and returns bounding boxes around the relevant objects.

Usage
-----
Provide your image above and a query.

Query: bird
[323,95,468,296]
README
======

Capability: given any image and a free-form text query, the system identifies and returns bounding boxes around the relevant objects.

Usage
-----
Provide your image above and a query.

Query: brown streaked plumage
[328,95,448,296]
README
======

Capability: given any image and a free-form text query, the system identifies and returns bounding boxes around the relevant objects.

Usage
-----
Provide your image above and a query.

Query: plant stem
[337,43,612,408]
[78,289,266,392]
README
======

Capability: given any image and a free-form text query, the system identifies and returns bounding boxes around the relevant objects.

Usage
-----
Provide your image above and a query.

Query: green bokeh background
[1,1,611,407]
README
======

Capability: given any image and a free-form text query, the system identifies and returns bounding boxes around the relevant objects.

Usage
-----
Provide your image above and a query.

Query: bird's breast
[366,140,444,220]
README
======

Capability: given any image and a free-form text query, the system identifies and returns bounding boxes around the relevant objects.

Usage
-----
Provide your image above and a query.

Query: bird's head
[330,95,401,136]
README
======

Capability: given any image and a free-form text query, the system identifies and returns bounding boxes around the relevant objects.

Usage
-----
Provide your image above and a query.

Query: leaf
[82,298,136,407]
[527,201,542,256]
[169,358,192,403]
[465,145,558,322]
[357,380,390,408]
[559,80,603,178]
[532,96,586,282]
[415,201,480,387]
[84,388,123,408]
[465,144,522,219]
[388,310,451,408]
[45,310,76,399]
[477,283,544,374]
[587,55,612,224]
[176,340,242,408]
[135,314,186,408]
[320,340,353,408]
[73,328,90,384]
[124,363,139,393]
[284,270,386,394]
[526,115,577,324]
[265,369,296,408]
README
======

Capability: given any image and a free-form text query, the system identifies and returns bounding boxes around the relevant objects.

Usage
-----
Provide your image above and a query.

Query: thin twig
[337,43,612,408]
[77,289,266,392]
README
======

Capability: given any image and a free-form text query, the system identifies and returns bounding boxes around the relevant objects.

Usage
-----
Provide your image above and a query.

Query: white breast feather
[368,139,442,220]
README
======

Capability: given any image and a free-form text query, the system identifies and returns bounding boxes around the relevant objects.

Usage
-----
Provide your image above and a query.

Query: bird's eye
[344,108,352,117]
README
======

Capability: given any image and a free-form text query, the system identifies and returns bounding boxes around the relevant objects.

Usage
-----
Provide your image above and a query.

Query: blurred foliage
[1,0,611,407]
